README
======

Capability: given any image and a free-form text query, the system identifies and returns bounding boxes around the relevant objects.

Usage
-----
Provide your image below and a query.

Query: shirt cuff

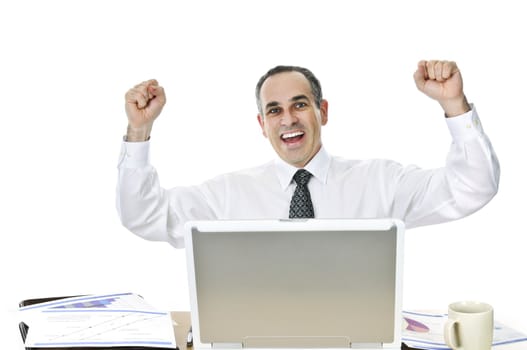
[445,104,485,142]
[117,140,150,168]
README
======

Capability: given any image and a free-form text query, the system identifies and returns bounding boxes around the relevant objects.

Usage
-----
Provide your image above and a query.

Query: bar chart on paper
[50,296,119,309]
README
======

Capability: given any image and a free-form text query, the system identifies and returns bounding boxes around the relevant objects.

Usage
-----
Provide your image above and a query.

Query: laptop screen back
[185,219,404,349]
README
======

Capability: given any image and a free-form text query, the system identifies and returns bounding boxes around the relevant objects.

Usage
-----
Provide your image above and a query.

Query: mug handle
[444,319,462,350]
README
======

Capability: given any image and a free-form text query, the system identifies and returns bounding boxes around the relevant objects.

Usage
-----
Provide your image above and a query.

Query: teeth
[282,131,304,139]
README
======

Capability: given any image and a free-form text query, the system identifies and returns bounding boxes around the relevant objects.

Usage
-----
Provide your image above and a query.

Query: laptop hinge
[211,343,243,349]
[243,336,352,348]
[351,343,383,349]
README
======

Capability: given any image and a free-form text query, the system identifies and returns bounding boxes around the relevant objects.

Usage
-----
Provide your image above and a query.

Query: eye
[295,102,307,109]
[267,107,281,116]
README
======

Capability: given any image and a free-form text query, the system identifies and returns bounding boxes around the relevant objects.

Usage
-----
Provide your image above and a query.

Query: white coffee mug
[444,301,493,350]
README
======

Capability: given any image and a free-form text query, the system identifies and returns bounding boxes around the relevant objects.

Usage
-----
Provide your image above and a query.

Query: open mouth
[281,131,305,144]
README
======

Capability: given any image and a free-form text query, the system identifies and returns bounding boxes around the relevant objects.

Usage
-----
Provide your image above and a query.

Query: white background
[1,0,526,348]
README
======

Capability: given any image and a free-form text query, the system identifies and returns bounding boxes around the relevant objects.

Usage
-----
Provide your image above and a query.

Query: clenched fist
[414,60,470,117]
[125,79,166,141]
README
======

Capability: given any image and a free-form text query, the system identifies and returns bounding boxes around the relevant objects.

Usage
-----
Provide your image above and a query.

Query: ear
[257,114,268,138]
[319,99,329,125]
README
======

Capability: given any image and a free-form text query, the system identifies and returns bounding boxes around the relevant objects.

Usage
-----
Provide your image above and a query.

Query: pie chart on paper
[403,317,430,333]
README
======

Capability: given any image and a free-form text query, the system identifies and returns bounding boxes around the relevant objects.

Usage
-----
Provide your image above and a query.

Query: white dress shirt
[117,107,499,248]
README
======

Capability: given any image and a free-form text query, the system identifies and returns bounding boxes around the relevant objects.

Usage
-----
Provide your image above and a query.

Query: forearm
[442,108,500,207]
[116,141,172,242]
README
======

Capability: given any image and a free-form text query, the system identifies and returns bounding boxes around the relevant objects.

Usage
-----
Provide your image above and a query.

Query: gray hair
[255,65,323,115]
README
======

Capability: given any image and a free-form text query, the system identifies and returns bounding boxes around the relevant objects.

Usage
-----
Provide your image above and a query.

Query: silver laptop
[184,219,404,350]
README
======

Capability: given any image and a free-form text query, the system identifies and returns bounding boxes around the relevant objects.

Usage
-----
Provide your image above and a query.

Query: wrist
[126,123,152,142]
[440,95,471,118]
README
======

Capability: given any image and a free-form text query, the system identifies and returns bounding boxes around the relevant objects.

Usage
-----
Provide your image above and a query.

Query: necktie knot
[293,169,312,186]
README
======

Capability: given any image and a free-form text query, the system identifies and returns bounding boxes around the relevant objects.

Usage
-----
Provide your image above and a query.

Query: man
[117,60,499,248]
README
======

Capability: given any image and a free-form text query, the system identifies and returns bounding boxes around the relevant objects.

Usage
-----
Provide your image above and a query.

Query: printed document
[19,293,178,348]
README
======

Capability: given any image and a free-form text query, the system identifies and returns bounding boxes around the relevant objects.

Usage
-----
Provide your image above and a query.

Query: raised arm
[392,60,500,228]
[117,80,217,248]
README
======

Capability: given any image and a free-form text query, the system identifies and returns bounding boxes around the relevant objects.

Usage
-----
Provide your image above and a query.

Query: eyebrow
[290,94,309,102]
[265,95,310,111]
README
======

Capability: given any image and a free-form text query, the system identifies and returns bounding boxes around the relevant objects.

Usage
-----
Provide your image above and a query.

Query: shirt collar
[274,146,331,191]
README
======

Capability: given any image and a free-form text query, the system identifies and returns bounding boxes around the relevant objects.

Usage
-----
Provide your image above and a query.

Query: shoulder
[328,155,421,188]
[204,161,275,185]
[330,155,405,173]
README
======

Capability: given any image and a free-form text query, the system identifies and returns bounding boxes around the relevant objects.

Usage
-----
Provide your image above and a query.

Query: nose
[281,110,298,126]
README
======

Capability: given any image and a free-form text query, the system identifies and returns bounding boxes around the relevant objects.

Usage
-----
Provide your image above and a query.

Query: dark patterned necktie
[289,169,315,218]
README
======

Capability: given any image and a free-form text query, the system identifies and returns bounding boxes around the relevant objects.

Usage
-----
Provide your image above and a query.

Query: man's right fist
[125,79,166,141]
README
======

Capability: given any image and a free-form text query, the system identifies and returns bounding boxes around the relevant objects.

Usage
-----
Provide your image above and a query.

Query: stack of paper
[19,292,178,349]
[402,310,527,350]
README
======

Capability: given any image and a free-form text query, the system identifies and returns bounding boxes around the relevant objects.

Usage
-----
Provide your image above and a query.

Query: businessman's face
[257,71,328,168]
